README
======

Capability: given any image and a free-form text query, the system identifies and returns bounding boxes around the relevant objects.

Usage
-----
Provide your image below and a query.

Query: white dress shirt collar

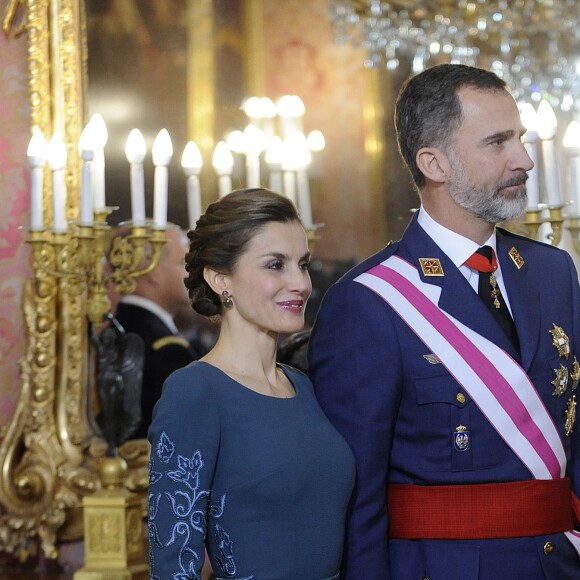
[119,295,179,334]
[416,206,497,269]
[416,206,513,313]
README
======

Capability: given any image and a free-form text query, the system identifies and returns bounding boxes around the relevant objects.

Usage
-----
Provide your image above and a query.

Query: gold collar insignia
[508,247,524,269]
[419,258,444,276]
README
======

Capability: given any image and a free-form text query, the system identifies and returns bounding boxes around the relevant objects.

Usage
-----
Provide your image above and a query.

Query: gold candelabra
[522,204,568,247]
[21,213,165,575]
[28,213,167,326]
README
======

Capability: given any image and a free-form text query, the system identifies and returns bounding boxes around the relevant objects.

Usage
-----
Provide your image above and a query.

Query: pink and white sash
[355,255,580,552]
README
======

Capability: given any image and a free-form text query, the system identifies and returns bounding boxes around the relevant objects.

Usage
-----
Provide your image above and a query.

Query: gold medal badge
[565,396,577,436]
[572,357,580,391]
[549,323,570,359]
[454,425,469,452]
[552,364,569,398]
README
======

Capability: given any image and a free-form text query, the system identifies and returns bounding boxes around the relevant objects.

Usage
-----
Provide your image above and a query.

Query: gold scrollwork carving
[0,0,149,562]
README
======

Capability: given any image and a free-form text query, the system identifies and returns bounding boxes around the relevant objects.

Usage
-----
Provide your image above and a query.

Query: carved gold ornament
[0,0,149,562]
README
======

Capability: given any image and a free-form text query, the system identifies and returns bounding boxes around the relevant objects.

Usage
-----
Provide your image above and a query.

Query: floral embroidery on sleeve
[149,431,247,579]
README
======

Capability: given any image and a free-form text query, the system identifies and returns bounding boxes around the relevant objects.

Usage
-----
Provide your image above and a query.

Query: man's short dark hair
[395,64,507,189]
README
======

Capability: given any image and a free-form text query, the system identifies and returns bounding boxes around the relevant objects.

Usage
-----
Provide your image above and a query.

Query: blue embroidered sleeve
[148,367,220,580]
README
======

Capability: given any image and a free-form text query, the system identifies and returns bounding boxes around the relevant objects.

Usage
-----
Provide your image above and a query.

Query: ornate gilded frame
[0,0,149,560]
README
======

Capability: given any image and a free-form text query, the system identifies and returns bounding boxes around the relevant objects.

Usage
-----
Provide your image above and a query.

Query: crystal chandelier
[330,0,580,110]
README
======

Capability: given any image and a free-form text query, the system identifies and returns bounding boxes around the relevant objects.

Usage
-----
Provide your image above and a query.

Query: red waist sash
[388,478,573,539]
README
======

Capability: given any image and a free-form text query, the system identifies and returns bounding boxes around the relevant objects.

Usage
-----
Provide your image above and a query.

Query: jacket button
[456,392,466,403]
[544,541,554,555]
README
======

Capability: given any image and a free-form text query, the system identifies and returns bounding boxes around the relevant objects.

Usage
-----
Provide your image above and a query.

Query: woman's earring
[221,290,233,309]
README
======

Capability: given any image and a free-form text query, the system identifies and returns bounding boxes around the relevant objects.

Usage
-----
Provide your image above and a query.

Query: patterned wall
[262,0,384,261]
[0,27,32,428]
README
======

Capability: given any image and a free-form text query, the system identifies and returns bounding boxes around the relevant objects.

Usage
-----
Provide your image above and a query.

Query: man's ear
[144,263,164,286]
[416,147,451,184]
[203,267,229,295]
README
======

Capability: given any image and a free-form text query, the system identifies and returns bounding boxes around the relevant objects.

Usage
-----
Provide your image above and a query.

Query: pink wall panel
[0,29,32,426]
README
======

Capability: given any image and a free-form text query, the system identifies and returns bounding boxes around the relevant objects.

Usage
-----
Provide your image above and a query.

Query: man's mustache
[499,173,528,189]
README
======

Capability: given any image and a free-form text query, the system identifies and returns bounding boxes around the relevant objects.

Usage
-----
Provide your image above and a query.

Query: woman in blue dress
[148,188,355,580]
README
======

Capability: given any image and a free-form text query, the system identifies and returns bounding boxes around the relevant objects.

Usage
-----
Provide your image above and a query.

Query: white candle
[226,130,246,155]
[125,129,147,226]
[212,141,234,198]
[563,120,580,214]
[242,96,262,126]
[276,95,305,138]
[296,169,313,229]
[282,132,312,207]
[27,126,48,230]
[265,136,283,192]
[306,130,326,153]
[281,134,298,204]
[294,135,313,229]
[182,141,203,230]
[282,171,296,205]
[243,124,265,188]
[186,175,202,230]
[260,97,276,141]
[568,155,580,215]
[47,133,68,232]
[246,155,260,188]
[522,139,539,208]
[537,100,561,205]
[78,122,95,224]
[520,104,539,207]
[90,113,108,210]
[152,129,173,229]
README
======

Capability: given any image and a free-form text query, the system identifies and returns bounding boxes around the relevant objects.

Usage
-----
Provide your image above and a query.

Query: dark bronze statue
[92,313,145,455]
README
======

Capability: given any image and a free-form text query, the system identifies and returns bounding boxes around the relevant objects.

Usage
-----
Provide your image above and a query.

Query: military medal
[571,357,580,391]
[489,272,501,308]
[419,258,444,276]
[564,396,577,436]
[549,323,570,359]
[454,425,469,452]
[552,364,569,397]
[423,353,442,365]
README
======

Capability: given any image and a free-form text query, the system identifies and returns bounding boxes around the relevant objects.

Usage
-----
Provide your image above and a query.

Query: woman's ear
[416,147,451,184]
[203,267,228,295]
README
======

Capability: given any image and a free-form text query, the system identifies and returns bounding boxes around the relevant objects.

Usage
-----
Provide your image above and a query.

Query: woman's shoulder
[150,362,222,442]
[161,361,220,400]
[278,363,314,393]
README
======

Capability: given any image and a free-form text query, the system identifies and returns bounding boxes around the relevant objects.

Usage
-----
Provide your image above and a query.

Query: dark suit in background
[115,301,200,439]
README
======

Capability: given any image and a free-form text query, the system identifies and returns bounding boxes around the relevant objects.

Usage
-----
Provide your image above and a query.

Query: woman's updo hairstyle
[185,188,302,316]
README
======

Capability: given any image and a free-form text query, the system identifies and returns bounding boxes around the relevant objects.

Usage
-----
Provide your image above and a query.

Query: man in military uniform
[309,64,580,578]
[115,224,202,439]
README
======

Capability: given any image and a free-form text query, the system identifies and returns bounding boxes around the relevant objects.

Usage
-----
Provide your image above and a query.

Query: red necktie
[465,246,519,352]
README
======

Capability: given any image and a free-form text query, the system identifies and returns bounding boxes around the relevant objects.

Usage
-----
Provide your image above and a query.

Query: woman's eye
[267,260,284,270]
[300,261,310,271]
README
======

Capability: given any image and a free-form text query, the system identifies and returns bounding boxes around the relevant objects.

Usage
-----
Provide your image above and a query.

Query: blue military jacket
[309,212,580,579]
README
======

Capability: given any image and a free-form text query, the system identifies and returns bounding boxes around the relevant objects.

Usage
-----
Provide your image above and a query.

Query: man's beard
[447,160,528,224]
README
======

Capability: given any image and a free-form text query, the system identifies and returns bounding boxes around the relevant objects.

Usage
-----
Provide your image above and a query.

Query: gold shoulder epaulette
[152,336,190,351]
